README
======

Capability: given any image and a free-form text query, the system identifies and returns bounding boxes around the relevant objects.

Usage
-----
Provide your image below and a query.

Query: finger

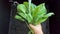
[29,24,35,30]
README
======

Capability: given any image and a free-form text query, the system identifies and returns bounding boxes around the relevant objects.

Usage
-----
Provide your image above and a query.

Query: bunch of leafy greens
[14,0,54,34]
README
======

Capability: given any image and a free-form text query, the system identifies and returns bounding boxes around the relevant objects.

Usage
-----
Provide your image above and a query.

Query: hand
[29,24,43,34]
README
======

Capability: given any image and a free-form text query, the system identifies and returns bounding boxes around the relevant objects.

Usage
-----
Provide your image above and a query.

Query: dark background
[0,0,60,34]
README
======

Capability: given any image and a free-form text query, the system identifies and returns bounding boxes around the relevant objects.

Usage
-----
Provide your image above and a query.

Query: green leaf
[27,13,33,23]
[23,2,36,14]
[32,3,47,17]
[17,12,32,23]
[45,13,54,17]
[17,12,27,20]
[34,13,54,25]
[33,3,47,23]
[23,2,29,13]
[15,15,25,21]
[17,4,27,14]
[30,3,36,15]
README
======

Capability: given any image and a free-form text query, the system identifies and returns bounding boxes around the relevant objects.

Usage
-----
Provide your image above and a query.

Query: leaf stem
[25,21,34,34]
[28,0,32,13]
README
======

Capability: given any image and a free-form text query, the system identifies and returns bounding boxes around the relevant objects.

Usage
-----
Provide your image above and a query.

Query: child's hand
[29,24,43,34]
